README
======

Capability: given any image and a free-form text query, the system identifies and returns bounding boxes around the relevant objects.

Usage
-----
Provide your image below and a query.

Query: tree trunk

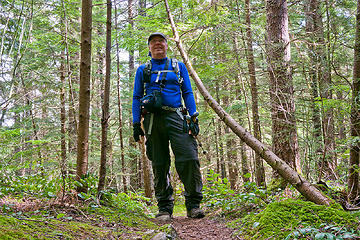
[265,0,300,184]
[60,53,67,200]
[213,118,221,175]
[224,91,238,189]
[137,0,153,194]
[125,0,137,193]
[305,0,323,169]
[240,140,250,183]
[244,0,265,187]
[348,0,360,202]
[140,136,152,198]
[305,0,337,181]
[226,127,238,189]
[61,0,78,156]
[98,0,111,195]
[76,0,92,193]
[215,82,226,179]
[164,0,332,205]
[68,53,79,155]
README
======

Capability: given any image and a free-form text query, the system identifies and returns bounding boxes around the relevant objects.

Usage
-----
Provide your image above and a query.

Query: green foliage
[230,199,360,240]
[285,224,358,240]
[93,192,154,228]
[0,170,61,199]
[203,170,267,217]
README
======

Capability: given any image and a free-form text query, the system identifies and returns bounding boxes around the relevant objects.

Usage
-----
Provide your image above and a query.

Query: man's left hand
[189,116,200,136]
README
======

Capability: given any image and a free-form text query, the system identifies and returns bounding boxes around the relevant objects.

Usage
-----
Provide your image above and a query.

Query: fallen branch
[163,0,332,206]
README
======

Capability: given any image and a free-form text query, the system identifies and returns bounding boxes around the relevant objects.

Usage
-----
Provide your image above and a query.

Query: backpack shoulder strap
[171,58,184,86]
[143,60,152,83]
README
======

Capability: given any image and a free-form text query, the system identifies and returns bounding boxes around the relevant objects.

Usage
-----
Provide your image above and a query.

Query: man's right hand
[133,122,144,142]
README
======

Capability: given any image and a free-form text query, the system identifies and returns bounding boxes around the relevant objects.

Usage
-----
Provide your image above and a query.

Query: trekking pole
[186,113,207,154]
[195,135,207,155]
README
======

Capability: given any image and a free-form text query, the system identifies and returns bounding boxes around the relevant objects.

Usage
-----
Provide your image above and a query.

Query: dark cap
[148,32,167,44]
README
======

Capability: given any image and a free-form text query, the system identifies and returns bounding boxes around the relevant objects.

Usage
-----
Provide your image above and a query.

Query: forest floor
[1,190,360,239]
[0,195,239,239]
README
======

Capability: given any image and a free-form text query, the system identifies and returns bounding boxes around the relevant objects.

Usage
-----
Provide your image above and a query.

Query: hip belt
[147,106,186,135]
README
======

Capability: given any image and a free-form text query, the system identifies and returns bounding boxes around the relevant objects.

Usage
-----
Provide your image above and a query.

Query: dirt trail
[163,216,237,240]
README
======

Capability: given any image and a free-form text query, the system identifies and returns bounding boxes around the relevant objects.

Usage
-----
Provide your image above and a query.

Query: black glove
[189,117,200,136]
[133,122,144,142]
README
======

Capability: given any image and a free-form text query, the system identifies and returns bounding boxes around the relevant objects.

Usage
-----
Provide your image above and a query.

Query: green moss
[0,214,118,239]
[229,199,359,240]
[94,205,156,229]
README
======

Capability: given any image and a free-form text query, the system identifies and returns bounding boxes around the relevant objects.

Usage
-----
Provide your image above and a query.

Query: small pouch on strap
[140,59,170,113]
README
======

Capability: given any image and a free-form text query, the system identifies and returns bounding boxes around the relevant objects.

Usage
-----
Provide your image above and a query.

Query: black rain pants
[143,110,203,215]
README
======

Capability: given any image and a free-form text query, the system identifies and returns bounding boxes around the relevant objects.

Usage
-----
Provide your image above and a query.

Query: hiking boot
[155,211,172,221]
[187,208,205,218]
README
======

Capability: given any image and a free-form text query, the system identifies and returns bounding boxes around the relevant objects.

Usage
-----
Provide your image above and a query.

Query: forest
[1,0,360,239]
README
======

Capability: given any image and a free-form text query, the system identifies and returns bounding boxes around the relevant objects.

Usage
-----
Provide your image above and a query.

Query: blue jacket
[132,57,197,123]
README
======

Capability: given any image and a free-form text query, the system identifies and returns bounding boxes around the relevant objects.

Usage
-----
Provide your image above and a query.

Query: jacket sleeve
[179,62,197,116]
[132,65,145,124]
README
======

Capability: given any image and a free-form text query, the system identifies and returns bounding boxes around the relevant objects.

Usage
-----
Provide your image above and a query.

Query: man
[132,32,205,220]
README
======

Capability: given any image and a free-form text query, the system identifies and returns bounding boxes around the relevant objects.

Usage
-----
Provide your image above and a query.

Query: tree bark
[60,53,67,201]
[215,82,226,179]
[61,0,78,156]
[244,0,265,187]
[140,136,152,198]
[305,0,336,181]
[265,0,301,183]
[76,0,92,193]
[348,0,360,202]
[98,0,111,195]
[164,0,332,205]
[240,140,250,183]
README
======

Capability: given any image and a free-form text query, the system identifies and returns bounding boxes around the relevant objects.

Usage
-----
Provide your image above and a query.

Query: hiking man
[132,32,205,220]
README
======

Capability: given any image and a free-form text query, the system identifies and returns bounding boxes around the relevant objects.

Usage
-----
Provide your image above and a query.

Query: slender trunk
[68,57,78,155]
[216,82,226,179]
[165,0,331,205]
[61,0,77,157]
[60,53,67,201]
[240,140,250,183]
[243,0,265,187]
[98,0,111,195]
[76,0,92,193]
[136,0,152,193]
[123,0,136,193]
[305,0,323,176]
[226,128,238,189]
[224,93,238,189]
[213,118,221,175]
[140,136,152,198]
[305,0,336,181]
[232,35,251,185]
[348,0,360,202]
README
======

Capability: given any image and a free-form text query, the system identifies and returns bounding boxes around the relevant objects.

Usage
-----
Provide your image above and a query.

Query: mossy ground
[0,194,190,240]
[0,194,164,239]
[228,198,360,239]
[0,214,117,239]
[2,192,359,239]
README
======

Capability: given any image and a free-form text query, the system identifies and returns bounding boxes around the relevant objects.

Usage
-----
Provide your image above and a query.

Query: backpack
[140,58,185,113]
[142,58,184,87]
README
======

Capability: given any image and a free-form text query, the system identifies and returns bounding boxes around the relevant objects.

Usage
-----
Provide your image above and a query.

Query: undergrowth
[1,163,360,239]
